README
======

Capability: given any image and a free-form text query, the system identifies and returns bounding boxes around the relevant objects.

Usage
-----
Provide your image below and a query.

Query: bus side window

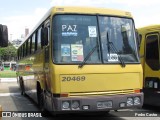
[31,34,36,54]
[23,44,26,57]
[37,27,42,50]
[21,46,23,58]
[18,48,20,60]
[35,31,38,52]
[19,47,21,59]
[41,27,49,46]
[26,40,28,56]
[28,39,31,55]
[145,34,159,70]
[41,20,50,47]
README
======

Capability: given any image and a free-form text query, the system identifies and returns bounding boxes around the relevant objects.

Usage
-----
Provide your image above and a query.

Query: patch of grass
[0,70,16,78]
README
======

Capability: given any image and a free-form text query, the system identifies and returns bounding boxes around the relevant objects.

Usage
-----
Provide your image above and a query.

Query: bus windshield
[53,15,139,64]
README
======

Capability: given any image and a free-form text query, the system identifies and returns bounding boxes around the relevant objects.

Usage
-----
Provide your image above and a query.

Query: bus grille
[69,89,134,97]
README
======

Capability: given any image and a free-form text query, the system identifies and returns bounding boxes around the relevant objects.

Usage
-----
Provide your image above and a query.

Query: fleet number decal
[62,76,86,82]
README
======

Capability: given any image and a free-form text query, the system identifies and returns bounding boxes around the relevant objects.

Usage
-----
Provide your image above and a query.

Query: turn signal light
[60,93,69,97]
[134,89,140,93]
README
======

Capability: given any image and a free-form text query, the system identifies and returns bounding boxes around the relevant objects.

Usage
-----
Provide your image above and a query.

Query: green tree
[0,42,17,61]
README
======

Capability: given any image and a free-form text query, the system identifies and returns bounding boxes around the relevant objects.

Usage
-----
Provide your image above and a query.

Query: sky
[0,0,160,41]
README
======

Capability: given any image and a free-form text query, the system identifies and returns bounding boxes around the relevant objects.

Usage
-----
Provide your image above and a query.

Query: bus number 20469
[62,76,86,82]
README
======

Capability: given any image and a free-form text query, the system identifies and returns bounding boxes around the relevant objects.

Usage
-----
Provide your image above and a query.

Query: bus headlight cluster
[127,98,133,106]
[71,101,80,110]
[62,100,80,110]
[134,97,141,105]
[62,101,70,110]
[127,97,141,106]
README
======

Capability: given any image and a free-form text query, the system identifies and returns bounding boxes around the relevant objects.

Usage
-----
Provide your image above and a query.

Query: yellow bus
[16,6,143,114]
[138,25,160,106]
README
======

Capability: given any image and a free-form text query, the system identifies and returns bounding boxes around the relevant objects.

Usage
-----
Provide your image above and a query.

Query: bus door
[43,20,53,111]
[144,33,160,103]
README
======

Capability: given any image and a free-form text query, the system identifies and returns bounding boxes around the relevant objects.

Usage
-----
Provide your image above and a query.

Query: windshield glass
[52,15,139,64]
[53,15,100,63]
[99,16,138,63]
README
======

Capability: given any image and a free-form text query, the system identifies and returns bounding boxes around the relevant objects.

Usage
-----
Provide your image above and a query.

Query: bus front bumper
[53,93,143,112]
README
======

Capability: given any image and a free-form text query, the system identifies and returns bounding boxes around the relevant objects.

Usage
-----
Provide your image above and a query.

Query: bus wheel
[38,87,47,116]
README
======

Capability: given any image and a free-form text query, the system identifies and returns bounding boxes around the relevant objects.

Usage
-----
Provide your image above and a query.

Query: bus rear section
[138,25,160,106]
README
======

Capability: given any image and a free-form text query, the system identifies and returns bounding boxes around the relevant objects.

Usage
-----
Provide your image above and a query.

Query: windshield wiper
[106,31,111,55]
[78,45,98,68]
[106,32,126,67]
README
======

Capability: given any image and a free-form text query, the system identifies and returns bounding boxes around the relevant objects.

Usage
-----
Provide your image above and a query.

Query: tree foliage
[0,42,17,61]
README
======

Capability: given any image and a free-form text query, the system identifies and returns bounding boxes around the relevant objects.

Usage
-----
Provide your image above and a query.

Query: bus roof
[51,6,132,17]
[19,6,133,47]
[138,24,160,34]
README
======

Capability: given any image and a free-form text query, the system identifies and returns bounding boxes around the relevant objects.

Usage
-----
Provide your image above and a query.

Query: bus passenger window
[28,39,31,55]
[37,27,42,50]
[145,35,159,70]
[31,34,36,54]
[26,41,28,56]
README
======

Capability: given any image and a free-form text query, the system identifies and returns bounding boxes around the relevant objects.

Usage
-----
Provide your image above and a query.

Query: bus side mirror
[41,27,48,47]
[0,24,8,47]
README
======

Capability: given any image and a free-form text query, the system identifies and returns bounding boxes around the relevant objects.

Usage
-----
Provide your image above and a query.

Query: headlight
[97,102,103,108]
[134,97,141,105]
[127,98,133,106]
[72,101,80,110]
[62,101,70,110]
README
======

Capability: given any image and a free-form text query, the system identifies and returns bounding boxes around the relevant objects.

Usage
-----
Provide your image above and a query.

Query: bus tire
[37,84,47,116]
